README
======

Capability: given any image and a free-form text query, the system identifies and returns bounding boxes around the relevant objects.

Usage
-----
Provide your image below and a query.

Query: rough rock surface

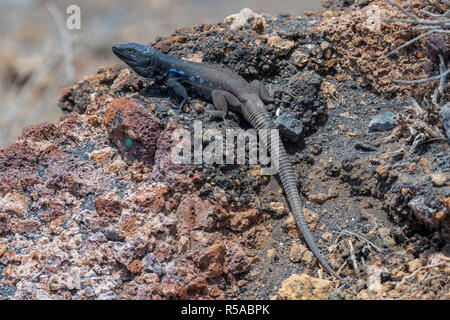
[317,0,450,101]
[368,111,396,132]
[275,273,332,300]
[275,112,304,142]
[1,3,449,300]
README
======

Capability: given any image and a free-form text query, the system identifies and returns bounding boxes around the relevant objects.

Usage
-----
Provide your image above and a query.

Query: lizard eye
[127,49,132,53]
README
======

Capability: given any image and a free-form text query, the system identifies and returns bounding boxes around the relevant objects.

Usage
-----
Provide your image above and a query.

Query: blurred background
[0,0,322,148]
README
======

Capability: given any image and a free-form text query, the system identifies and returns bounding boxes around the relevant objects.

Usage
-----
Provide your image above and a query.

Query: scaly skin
[112,42,345,283]
[240,94,345,282]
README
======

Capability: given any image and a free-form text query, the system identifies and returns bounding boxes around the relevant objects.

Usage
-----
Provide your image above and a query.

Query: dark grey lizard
[112,42,346,283]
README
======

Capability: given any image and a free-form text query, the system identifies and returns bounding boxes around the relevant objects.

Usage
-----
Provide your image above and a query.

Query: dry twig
[393,262,447,288]
[383,92,446,152]
[333,230,383,253]
[382,0,449,92]
[348,240,359,274]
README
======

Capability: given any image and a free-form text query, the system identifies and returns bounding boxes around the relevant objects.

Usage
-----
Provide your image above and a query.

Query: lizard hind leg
[251,80,299,105]
[210,90,241,119]
[250,80,275,104]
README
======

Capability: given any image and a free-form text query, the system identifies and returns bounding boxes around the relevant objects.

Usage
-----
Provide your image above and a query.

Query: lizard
[112,42,346,283]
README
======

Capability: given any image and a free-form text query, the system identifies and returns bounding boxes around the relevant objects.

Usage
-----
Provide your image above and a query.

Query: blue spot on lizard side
[169,68,185,78]
[168,68,178,77]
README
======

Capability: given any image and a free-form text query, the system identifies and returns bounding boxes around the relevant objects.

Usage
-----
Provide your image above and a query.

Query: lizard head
[112,42,161,78]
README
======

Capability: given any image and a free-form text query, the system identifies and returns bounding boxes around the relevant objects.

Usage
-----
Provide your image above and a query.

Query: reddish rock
[0,9,447,301]
[48,272,75,291]
[128,260,143,274]
[153,241,174,262]
[153,40,172,53]
[88,147,117,165]
[38,144,68,166]
[142,253,165,276]
[186,277,208,296]
[20,122,60,142]
[225,241,251,275]
[0,212,10,235]
[0,141,37,171]
[103,98,165,167]
[209,286,224,299]
[227,206,260,232]
[130,184,168,213]
[177,195,219,231]
[119,212,137,236]
[113,235,148,266]
[94,192,122,217]
[10,218,40,234]
[19,175,40,191]
[59,86,73,101]
[136,283,162,300]
[276,273,332,300]
[0,192,29,218]
[38,211,52,223]
[49,198,66,218]
[167,35,188,44]
[147,213,178,237]
[195,242,226,279]
[44,159,97,196]
[161,275,188,299]
[152,121,190,181]
[60,113,85,136]
[0,142,38,192]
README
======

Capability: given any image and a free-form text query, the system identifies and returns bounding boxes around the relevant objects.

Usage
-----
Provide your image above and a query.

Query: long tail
[241,97,345,282]
[276,138,345,282]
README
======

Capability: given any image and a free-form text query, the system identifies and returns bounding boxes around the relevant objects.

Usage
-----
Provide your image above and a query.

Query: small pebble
[431,172,447,187]
[193,103,204,113]
[275,112,303,143]
[368,111,395,132]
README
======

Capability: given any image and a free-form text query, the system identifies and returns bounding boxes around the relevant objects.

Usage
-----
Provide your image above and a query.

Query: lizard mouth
[112,44,127,59]
[112,43,145,69]
[112,44,138,64]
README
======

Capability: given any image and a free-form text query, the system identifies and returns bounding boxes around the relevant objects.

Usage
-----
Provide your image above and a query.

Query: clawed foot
[171,100,184,110]
[274,98,291,105]
[273,89,300,104]
[208,111,229,128]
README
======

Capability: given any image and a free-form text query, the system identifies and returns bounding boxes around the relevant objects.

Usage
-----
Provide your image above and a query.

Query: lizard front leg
[166,78,188,109]
[250,80,274,104]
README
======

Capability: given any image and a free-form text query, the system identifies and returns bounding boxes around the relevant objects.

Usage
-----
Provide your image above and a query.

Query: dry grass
[384,0,449,94]
[383,87,447,152]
